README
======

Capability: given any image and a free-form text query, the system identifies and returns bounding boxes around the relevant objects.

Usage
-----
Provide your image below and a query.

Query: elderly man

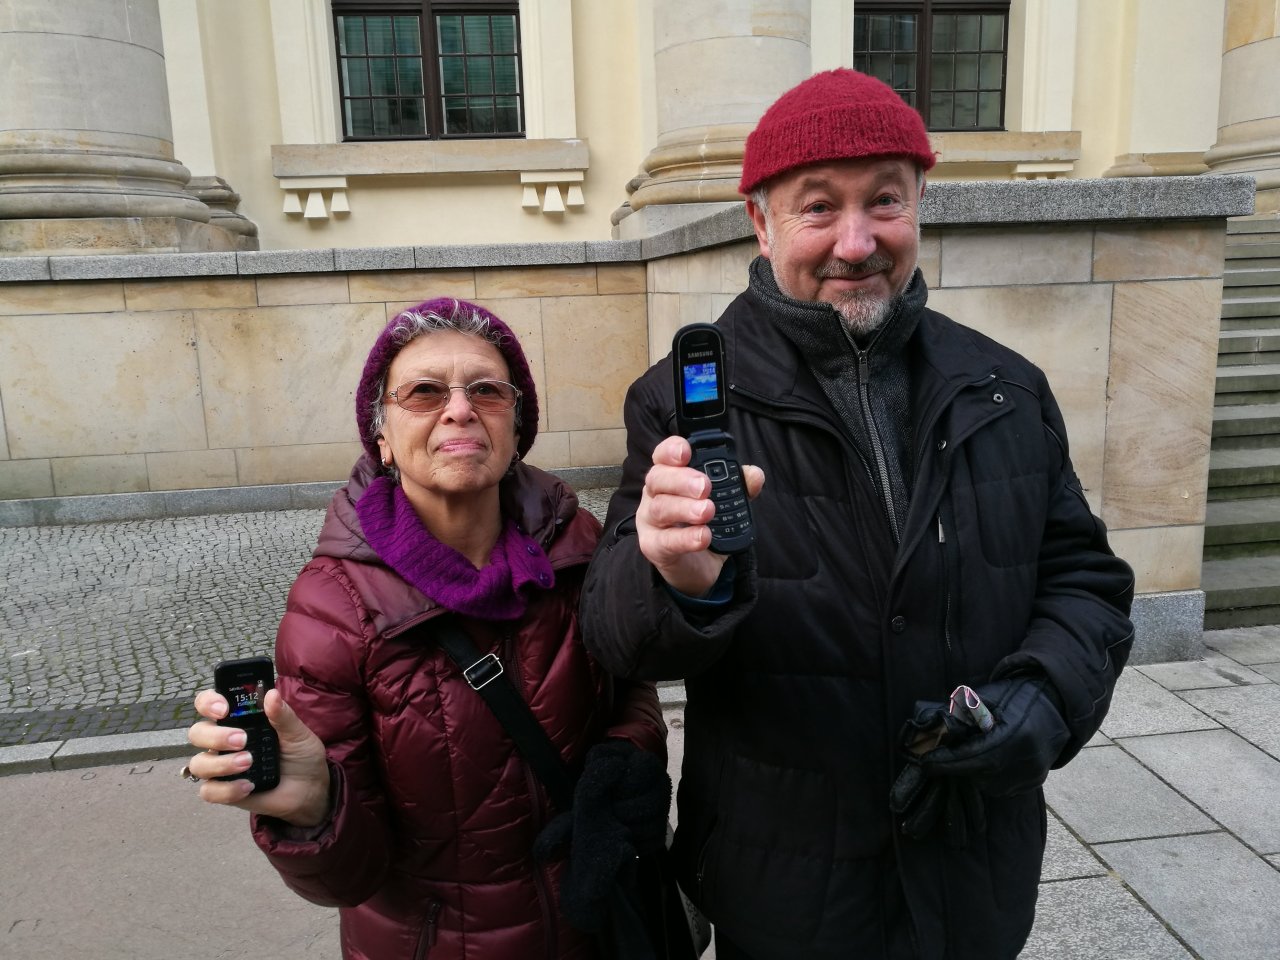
[582,70,1134,960]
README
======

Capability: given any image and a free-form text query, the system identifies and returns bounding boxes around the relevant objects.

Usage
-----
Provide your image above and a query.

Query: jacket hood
[314,453,587,566]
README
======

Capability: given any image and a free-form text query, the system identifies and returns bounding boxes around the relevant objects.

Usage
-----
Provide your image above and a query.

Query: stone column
[0,0,227,255]
[621,0,811,226]
[1204,0,1280,214]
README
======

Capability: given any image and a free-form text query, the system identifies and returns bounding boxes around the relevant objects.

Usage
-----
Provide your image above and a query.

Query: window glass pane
[346,98,373,137]
[438,15,462,54]
[337,16,365,56]
[393,16,421,55]
[955,15,980,52]
[899,89,916,108]
[854,52,869,73]
[953,91,977,127]
[495,95,520,132]
[981,14,1004,51]
[894,14,916,51]
[397,98,425,136]
[397,57,424,96]
[494,56,518,93]
[372,98,394,136]
[978,91,1001,127]
[468,56,494,95]
[464,15,492,53]
[492,15,517,54]
[869,53,892,84]
[369,57,396,95]
[470,101,495,134]
[441,56,465,95]
[892,56,915,91]
[870,14,892,50]
[933,15,955,52]
[980,52,1003,90]
[444,96,468,134]
[931,53,953,91]
[930,91,952,128]
[854,15,867,50]
[954,54,978,90]
[366,16,394,55]
[342,59,370,97]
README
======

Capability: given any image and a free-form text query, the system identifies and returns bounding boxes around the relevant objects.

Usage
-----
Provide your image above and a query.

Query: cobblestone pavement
[0,488,616,747]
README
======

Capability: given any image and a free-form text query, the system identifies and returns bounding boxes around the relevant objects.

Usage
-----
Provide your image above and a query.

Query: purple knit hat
[355,298,539,462]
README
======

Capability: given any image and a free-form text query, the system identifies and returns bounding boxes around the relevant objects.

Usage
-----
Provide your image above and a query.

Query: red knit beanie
[739,69,936,196]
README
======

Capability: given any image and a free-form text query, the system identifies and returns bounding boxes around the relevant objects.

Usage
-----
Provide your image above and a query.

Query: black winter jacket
[581,276,1134,960]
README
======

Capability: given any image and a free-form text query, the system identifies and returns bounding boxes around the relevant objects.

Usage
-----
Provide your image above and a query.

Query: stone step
[1222,315,1280,332]
[1222,282,1280,299]
[1208,445,1280,490]
[1229,256,1280,271]
[1226,241,1280,260]
[1204,498,1280,547]
[1218,330,1280,367]
[1202,553,1280,628]
[1214,402,1280,444]
[1228,218,1280,235]
[1224,267,1280,288]
[1221,296,1280,319]
[1217,363,1280,395]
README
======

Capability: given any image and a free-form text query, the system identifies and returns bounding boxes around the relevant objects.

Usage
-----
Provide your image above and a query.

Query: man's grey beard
[773,253,914,338]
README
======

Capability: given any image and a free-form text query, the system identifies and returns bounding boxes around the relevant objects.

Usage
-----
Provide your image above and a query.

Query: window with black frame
[333,1,523,140]
[853,0,1009,131]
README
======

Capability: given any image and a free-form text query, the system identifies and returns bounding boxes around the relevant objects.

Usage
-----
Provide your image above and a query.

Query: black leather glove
[890,676,1068,846]
[533,740,672,933]
[915,676,1069,797]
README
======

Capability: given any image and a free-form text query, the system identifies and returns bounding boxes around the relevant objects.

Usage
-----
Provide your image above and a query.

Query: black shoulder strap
[430,617,575,811]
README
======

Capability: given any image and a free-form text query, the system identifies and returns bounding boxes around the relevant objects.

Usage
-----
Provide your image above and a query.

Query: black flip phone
[213,656,280,792]
[672,323,754,555]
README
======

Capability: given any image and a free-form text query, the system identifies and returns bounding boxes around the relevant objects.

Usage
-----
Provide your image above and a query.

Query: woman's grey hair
[366,303,508,462]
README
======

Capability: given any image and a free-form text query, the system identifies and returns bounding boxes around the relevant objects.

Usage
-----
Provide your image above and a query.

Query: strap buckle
[463,653,504,690]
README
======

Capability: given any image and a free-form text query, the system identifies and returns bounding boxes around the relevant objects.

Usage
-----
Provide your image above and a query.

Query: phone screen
[682,360,720,405]
[226,680,267,719]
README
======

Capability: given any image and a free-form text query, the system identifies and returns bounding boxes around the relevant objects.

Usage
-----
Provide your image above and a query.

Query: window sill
[270,139,590,218]
[929,130,1082,175]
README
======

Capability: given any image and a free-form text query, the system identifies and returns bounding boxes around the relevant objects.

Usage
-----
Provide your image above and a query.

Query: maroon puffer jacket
[251,459,666,960]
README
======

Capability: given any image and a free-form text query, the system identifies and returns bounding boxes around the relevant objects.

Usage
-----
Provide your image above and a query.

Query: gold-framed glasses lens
[388,378,520,413]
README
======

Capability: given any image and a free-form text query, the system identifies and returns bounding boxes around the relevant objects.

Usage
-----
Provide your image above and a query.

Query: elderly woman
[185,298,666,959]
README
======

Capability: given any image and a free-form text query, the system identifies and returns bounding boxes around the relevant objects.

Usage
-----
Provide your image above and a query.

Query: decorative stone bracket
[521,170,585,214]
[280,177,350,220]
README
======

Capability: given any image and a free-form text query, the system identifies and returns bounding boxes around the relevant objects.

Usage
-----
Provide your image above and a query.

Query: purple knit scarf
[354,475,555,620]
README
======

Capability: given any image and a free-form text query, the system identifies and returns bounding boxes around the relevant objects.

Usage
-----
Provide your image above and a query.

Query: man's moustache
[816,255,895,280]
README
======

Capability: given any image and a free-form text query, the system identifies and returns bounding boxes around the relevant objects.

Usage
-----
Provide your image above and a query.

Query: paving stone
[1040,812,1107,881]
[1095,832,1280,960]
[1202,625,1280,664]
[0,740,59,775]
[1179,683,1280,759]
[1021,876,1194,960]
[1137,655,1271,691]
[1252,661,1280,682]
[1122,729,1280,853]
[1099,669,1221,738]
[1045,745,1215,843]
[53,729,190,770]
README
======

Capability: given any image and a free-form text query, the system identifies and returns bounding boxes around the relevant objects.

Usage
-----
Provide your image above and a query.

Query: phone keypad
[706,461,753,543]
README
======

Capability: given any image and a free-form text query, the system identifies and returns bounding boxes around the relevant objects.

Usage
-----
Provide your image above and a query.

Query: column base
[1104,152,1211,178]
[0,217,243,256]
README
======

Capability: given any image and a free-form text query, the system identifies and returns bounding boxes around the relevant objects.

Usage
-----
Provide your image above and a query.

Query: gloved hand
[533,740,672,932]
[890,676,1069,846]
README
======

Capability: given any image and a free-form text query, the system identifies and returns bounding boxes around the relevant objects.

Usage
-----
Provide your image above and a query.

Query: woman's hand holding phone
[185,688,332,828]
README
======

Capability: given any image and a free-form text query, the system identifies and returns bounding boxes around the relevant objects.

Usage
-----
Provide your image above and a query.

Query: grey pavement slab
[1040,812,1107,882]
[1020,876,1194,960]
[1121,728,1280,853]
[1251,661,1280,682]
[1203,624,1280,664]
[1044,745,1216,843]
[1095,831,1280,960]
[1178,682,1280,759]
[1136,654,1271,691]
[1098,669,1221,739]
[0,761,339,960]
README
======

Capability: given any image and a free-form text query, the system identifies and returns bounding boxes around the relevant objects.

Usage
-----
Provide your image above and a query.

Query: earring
[381,457,391,467]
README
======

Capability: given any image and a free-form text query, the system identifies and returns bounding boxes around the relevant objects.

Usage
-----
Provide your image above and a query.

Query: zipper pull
[937,515,945,543]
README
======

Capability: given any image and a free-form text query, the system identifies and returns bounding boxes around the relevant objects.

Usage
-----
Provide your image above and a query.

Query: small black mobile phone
[672,323,754,555]
[213,656,280,792]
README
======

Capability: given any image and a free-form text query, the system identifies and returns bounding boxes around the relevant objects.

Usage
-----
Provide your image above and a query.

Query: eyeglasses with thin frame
[386,378,521,414]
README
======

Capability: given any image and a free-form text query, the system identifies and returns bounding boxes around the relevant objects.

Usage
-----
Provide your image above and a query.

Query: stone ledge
[0,467,621,526]
[0,176,1255,282]
[1131,590,1207,664]
[49,251,237,280]
[272,138,589,178]
[50,729,190,771]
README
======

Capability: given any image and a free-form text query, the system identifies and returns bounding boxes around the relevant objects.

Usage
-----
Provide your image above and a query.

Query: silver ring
[179,764,201,783]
